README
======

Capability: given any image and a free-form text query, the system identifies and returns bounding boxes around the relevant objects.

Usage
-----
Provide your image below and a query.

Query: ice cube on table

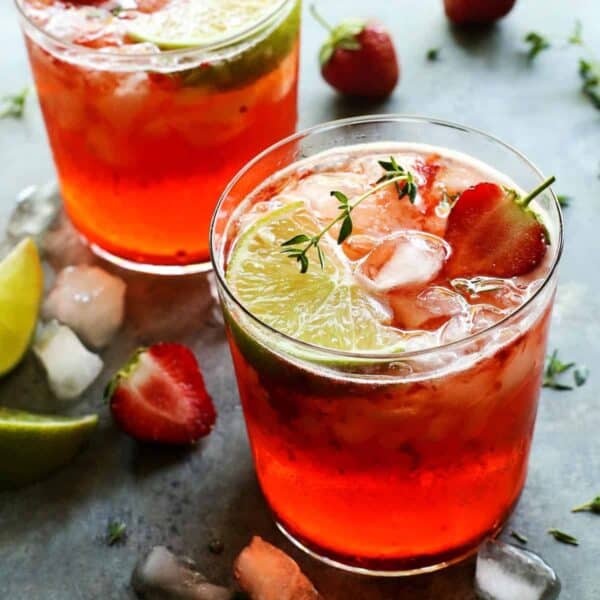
[131,546,232,600]
[43,266,126,349]
[43,213,95,269]
[475,539,561,600]
[356,231,450,292]
[33,321,103,401]
[5,182,61,245]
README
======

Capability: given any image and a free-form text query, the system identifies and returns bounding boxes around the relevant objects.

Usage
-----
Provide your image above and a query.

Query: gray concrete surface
[1,0,600,598]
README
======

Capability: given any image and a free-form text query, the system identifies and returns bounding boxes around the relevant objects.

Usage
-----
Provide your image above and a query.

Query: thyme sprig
[572,495,600,514]
[548,528,579,546]
[281,158,416,273]
[0,87,29,119]
[106,520,127,545]
[510,530,529,544]
[524,32,551,62]
[524,21,600,110]
[543,349,589,391]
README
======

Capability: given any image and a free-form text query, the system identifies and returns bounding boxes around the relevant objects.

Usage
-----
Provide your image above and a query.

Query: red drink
[212,118,562,574]
[17,0,301,271]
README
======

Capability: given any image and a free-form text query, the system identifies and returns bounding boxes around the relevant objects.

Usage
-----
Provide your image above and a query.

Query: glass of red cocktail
[211,116,562,575]
[16,0,301,273]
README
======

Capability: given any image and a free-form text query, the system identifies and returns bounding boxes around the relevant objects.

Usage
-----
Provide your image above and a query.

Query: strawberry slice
[107,343,216,445]
[444,177,555,279]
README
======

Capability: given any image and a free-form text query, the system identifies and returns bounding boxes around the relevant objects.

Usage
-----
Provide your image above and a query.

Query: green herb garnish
[106,520,127,545]
[567,22,600,109]
[548,528,578,546]
[557,194,571,208]
[510,530,528,544]
[0,88,29,119]
[310,4,364,66]
[524,32,551,61]
[572,495,600,514]
[579,59,600,110]
[281,157,416,273]
[568,20,584,46]
[574,365,589,387]
[426,48,440,61]
[543,349,589,391]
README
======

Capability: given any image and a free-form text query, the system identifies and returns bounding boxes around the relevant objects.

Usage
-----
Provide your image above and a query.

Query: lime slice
[127,0,301,90]
[226,202,404,354]
[0,408,98,490]
[128,0,285,49]
[0,238,43,377]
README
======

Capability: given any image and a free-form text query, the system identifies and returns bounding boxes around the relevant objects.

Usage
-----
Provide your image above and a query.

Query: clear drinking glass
[211,116,563,575]
[15,0,301,274]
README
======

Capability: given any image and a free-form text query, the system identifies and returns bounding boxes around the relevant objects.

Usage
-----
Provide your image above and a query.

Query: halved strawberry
[106,343,216,445]
[444,177,555,279]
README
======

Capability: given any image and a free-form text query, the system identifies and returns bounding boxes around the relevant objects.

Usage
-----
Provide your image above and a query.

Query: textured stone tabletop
[1,1,600,598]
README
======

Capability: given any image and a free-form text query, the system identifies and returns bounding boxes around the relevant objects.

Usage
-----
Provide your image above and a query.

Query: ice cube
[44,7,115,44]
[356,232,450,292]
[43,213,95,270]
[289,173,366,221]
[131,546,232,600]
[388,286,466,331]
[417,286,468,316]
[43,266,126,349]
[475,539,561,600]
[343,234,377,261]
[440,304,506,344]
[451,277,529,310]
[5,182,61,245]
[33,321,103,400]
[102,43,160,56]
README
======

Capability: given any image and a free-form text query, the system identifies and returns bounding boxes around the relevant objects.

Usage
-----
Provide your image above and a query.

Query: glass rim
[14,0,292,63]
[210,114,564,361]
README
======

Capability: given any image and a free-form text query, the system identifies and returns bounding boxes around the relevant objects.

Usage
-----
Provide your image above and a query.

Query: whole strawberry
[106,343,216,445]
[443,0,517,25]
[311,5,399,99]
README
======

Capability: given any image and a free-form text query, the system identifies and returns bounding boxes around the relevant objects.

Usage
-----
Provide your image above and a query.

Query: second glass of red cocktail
[16,0,301,273]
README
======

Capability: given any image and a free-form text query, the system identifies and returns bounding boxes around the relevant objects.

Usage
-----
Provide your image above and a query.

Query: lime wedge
[226,202,404,354]
[0,408,98,490]
[0,238,43,376]
[128,0,285,49]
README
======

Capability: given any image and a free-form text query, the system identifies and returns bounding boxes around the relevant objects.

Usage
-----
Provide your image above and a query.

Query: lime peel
[0,408,98,490]
[0,238,43,376]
